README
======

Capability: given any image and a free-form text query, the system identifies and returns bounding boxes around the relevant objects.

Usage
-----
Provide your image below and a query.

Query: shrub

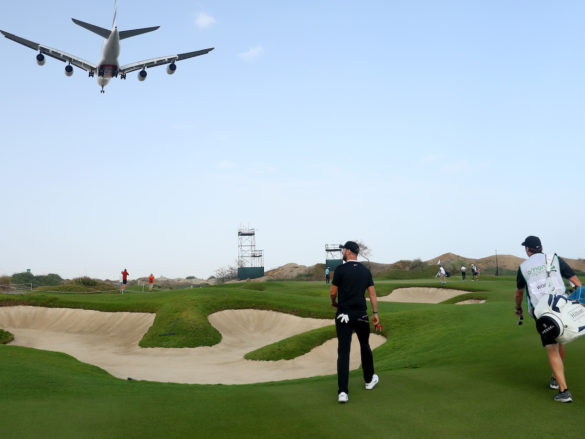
[11,272,35,286]
[214,265,238,284]
[0,275,10,291]
[409,259,427,271]
[0,329,14,344]
[73,277,99,287]
[34,273,63,287]
[10,272,64,288]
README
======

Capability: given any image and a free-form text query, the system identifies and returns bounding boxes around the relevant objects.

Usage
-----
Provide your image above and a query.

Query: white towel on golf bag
[534,294,585,344]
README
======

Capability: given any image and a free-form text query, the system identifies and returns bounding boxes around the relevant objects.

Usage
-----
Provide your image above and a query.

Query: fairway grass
[2,279,585,438]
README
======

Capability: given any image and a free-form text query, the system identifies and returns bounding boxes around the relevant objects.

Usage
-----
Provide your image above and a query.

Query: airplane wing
[119,47,214,74]
[0,30,97,72]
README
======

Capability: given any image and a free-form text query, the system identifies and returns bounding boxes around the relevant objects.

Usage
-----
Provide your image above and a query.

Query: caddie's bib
[520,253,566,317]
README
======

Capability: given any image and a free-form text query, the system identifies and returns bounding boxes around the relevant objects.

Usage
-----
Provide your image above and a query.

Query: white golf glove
[337,313,349,324]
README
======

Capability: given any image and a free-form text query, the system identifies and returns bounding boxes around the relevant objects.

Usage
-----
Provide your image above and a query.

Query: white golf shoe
[337,392,349,403]
[365,374,379,390]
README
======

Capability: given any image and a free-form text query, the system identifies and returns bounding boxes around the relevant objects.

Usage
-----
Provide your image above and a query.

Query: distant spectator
[471,264,479,281]
[461,265,467,281]
[148,273,155,292]
[436,266,447,286]
[325,267,330,284]
[121,269,129,293]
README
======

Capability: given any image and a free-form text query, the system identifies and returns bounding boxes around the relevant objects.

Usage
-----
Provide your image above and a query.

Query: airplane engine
[65,65,74,77]
[138,69,147,81]
[36,53,45,66]
[166,63,177,75]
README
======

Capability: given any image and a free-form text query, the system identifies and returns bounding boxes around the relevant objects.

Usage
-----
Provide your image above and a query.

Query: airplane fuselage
[96,27,120,89]
[0,5,214,94]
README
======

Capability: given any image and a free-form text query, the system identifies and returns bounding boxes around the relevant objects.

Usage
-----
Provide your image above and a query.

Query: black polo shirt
[332,260,374,312]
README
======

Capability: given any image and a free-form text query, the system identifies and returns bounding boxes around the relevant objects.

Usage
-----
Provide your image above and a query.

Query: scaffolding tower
[238,228,265,280]
[325,244,343,270]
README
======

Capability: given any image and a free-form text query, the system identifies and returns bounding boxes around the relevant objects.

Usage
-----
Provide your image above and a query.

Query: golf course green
[1,278,584,439]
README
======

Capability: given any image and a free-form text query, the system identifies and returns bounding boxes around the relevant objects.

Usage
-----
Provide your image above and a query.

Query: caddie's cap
[340,241,359,255]
[521,236,542,249]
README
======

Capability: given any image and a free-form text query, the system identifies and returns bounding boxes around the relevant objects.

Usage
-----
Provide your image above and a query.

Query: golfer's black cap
[340,241,359,255]
[521,236,542,249]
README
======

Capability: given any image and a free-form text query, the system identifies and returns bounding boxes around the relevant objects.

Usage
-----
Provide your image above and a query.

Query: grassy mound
[0,329,14,344]
[34,277,118,294]
[245,325,336,361]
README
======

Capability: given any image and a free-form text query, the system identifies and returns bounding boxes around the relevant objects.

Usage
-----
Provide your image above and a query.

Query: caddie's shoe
[554,389,573,403]
[337,392,348,403]
[550,376,559,390]
[365,374,379,390]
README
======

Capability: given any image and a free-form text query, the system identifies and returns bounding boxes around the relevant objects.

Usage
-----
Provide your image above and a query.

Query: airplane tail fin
[113,0,118,28]
[119,26,160,40]
[72,18,111,39]
[72,0,158,41]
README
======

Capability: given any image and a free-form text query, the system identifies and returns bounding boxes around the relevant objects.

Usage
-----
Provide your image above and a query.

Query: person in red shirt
[121,269,129,293]
[148,274,154,292]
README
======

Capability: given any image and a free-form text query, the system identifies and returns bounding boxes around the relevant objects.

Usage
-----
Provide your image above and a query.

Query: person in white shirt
[514,236,582,403]
[436,266,447,286]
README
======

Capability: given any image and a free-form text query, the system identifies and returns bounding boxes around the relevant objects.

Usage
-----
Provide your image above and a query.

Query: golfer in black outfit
[330,241,380,403]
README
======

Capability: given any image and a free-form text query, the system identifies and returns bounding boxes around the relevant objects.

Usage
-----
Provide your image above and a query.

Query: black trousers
[335,310,375,394]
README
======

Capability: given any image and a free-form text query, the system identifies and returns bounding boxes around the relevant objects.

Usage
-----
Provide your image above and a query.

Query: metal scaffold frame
[325,244,343,270]
[237,228,264,280]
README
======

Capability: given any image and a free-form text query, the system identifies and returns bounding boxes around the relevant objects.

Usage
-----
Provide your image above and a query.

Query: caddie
[514,235,582,403]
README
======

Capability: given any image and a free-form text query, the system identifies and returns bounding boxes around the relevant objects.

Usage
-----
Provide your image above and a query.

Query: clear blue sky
[1,1,584,280]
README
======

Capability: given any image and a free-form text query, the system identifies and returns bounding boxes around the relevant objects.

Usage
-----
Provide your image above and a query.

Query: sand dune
[0,306,385,385]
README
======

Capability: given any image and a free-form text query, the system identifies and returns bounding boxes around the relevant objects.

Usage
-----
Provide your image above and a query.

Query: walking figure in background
[461,265,467,281]
[148,273,155,292]
[325,267,330,284]
[471,264,479,281]
[121,268,129,293]
[436,266,447,286]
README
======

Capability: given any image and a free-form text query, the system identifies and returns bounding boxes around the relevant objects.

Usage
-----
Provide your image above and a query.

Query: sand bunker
[455,299,486,305]
[379,287,468,304]
[0,306,385,385]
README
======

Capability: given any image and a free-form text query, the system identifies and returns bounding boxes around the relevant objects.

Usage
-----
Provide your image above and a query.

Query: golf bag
[568,286,585,305]
[533,292,585,344]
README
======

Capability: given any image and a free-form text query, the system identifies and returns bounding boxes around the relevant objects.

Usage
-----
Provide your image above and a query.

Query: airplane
[0,2,214,93]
